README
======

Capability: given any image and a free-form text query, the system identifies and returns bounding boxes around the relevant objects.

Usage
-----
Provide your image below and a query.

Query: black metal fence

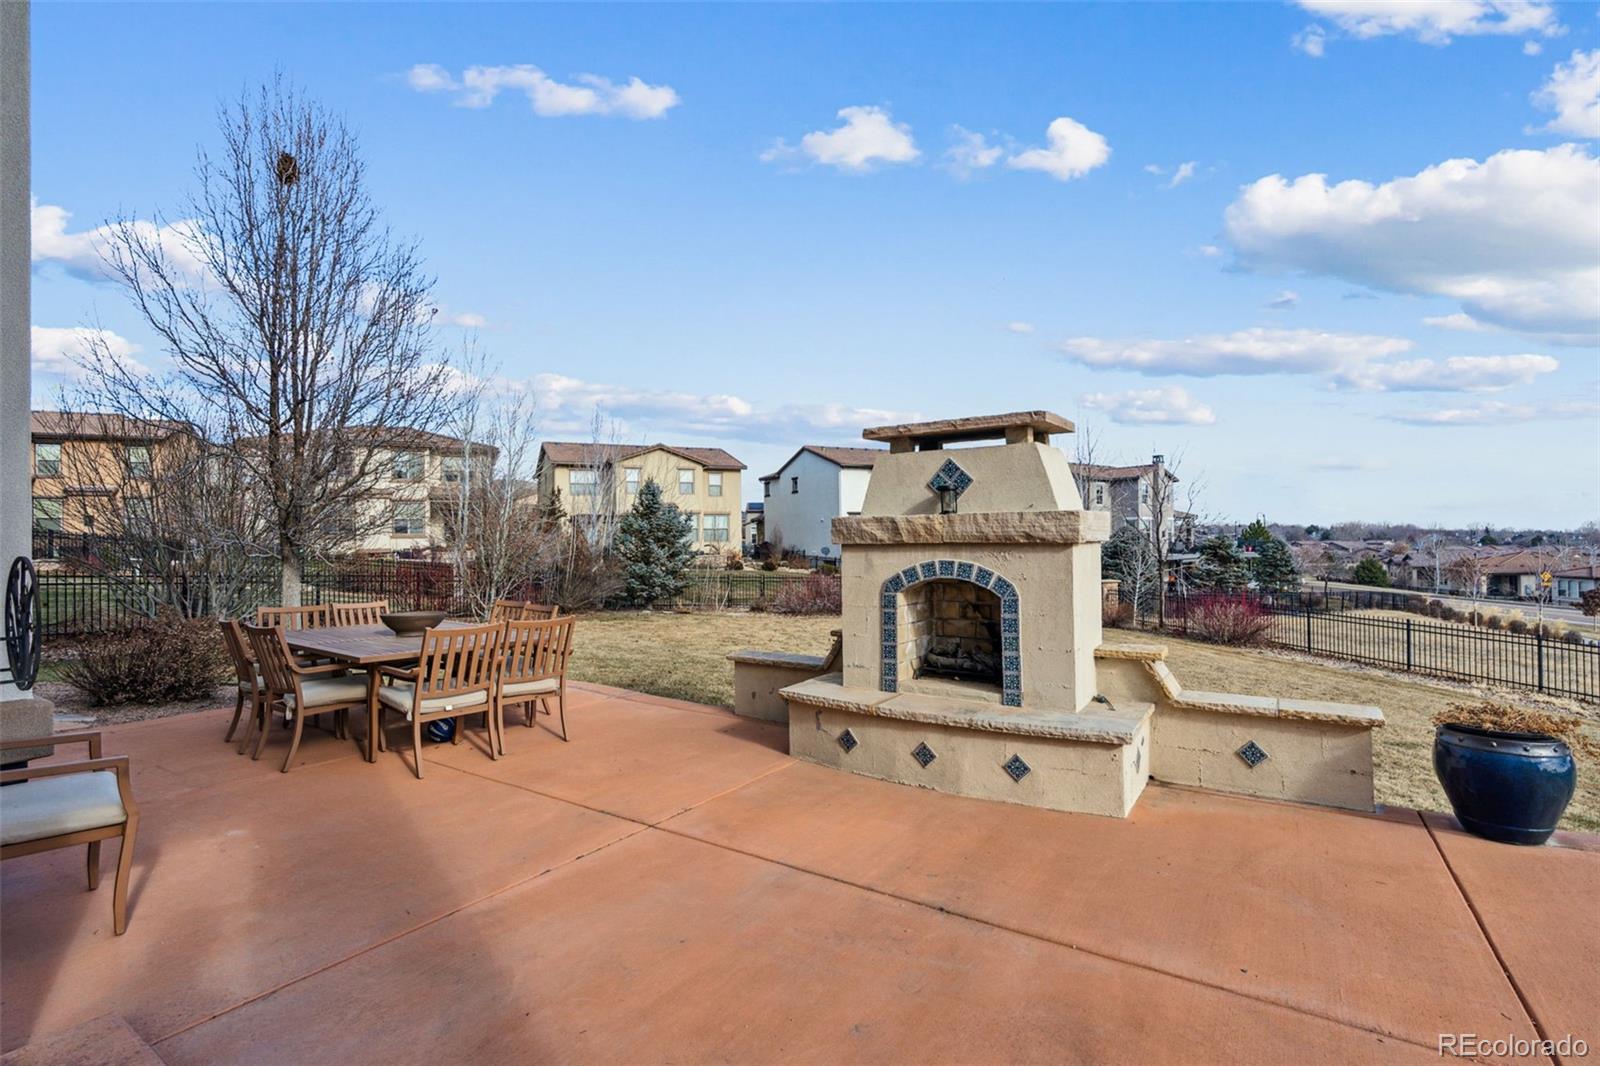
[1156,591,1599,701]
[672,571,811,608]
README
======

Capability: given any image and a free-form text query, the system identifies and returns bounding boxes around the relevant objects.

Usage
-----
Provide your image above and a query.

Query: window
[703,514,730,543]
[684,513,698,540]
[1139,480,1150,504]
[32,497,64,532]
[392,500,427,535]
[763,480,771,499]
[570,469,598,497]
[393,451,425,481]
[790,476,799,494]
[34,442,61,477]
[678,469,696,495]
[625,467,640,494]
[707,472,723,497]
[126,444,152,478]
[1093,483,1105,506]
[441,456,465,483]
[124,497,153,530]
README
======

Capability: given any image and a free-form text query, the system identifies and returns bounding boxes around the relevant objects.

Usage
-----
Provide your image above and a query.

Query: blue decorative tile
[936,559,956,577]
[886,573,905,593]
[902,566,921,585]
[1237,740,1269,768]
[1002,655,1021,673]
[838,729,859,754]
[1000,614,1020,635]
[928,457,974,498]
[881,592,897,609]
[1002,754,1031,781]
[1001,690,1023,708]
[912,742,937,769]
[991,577,1015,599]
[955,561,975,581]
[882,641,898,661]
[974,566,994,587]
[919,561,938,580]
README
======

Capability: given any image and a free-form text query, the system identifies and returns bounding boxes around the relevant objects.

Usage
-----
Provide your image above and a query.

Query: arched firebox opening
[880,560,1021,706]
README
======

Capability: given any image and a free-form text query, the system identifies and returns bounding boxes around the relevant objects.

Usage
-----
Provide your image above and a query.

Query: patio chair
[0,731,140,935]
[219,619,264,747]
[376,621,505,779]
[331,600,389,626]
[256,604,330,630]
[490,599,560,622]
[499,616,576,745]
[242,623,368,772]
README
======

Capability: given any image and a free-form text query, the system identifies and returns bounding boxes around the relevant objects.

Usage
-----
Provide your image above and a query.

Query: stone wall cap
[833,510,1109,546]
[727,649,829,669]
[1178,690,1384,728]
[1095,643,1168,662]
[861,410,1074,445]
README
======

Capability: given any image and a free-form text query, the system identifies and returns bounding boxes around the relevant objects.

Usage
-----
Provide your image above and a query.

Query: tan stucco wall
[860,442,1083,517]
[731,657,829,723]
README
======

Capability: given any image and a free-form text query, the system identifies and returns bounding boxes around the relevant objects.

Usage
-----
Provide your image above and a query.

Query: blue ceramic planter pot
[1433,723,1576,846]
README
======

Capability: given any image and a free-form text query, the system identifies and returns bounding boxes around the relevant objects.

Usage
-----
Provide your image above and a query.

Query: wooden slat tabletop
[284,622,474,665]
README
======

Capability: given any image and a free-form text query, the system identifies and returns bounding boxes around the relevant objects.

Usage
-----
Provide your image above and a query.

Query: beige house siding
[539,444,744,555]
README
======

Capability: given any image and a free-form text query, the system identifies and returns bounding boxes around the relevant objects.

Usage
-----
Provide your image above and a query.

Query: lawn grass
[566,609,1599,832]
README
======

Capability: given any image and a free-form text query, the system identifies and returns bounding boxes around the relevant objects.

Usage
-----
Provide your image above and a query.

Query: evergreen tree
[1239,518,1273,549]
[1252,536,1301,593]
[1192,535,1249,592]
[1102,524,1159,613]
[537,486,567,532]
[1352,556,1390,587]
[614,479,695,606]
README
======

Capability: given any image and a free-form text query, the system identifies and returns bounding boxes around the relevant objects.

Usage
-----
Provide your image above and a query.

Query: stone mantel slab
[832,510,1110,547]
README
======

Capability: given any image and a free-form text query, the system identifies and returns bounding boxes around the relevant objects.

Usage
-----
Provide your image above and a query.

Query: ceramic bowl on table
[379,610,448,635]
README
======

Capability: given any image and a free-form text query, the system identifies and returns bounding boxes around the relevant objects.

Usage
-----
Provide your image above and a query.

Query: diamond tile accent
[912,742,937,768]
[1002,754,1031,782]
[838,729,859,754]
[1237,740,1269,768]
[927,457,974,499]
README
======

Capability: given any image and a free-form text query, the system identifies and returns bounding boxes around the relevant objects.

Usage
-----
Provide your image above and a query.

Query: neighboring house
[742,501,764,553]
[1069,458,1186,548]
[757,445,884,559]
[334,427,499,555]
[535,442,746,555]
[1480,549,1579,600]
[29,410,188,544]
[1384,544,1482,592]
[1553,565,1599,605]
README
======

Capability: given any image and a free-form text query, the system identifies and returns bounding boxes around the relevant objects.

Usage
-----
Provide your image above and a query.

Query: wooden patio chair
[331,600,389,627]
[376,621,505,779]
[490,599,560,622]
[256,604,330,630]
[498,616,576,746]
[0,731,140,935]
[242,623,368,772]
[219,619,264,747]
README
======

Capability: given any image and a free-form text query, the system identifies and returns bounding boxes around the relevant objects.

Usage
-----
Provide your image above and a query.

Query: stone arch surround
[881,558,1021,706]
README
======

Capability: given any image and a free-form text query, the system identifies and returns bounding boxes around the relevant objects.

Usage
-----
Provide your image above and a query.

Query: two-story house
[757,445,884,559]
[1070,457,1187,548]
[330,427,499,555]
[535,442,745,555]
[29,410,189,551]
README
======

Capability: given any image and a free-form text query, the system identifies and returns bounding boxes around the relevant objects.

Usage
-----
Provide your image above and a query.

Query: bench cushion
[0,771,126,846]
[284,675,369,710]
[377,683,488,719]
[502,677,559,699]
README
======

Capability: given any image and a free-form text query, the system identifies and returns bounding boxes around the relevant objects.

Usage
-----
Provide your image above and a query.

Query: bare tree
[78,79,462,604]
[1445,552,1492,624]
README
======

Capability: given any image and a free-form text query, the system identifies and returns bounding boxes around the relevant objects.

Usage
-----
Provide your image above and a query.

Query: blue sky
[28,1,1600,527]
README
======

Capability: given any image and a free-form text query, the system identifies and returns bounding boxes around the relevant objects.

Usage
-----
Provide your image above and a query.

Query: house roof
[1069,462,1180,484]
[1480,549,1579,576]
[760,444,886,481]
[233,424,498,457]
[1554,564,1600,579]
[30,410,188,443]
[538,442,746,471]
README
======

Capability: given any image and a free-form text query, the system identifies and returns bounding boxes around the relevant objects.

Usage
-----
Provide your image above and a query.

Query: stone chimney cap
[862,411,1074,452]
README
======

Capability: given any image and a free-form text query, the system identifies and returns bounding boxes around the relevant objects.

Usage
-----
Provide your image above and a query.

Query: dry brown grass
[566,610,1599,833]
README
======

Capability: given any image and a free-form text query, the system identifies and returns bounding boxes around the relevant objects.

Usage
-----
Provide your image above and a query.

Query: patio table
[284,622,474,763]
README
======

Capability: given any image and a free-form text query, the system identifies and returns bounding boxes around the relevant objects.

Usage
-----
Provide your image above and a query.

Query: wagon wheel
[3,557,40,690]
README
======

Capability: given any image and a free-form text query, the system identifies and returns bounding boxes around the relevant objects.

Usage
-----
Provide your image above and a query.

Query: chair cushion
[502,677,559,699]
[283,675,369,710]
[377,683,489,720]
[238,674,265,691]
[0,771,127,847]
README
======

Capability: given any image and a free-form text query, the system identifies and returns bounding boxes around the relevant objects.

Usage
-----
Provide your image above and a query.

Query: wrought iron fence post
[1305,607,1312,653]
[1536,629,1545,692]
[1405,618,1412,671]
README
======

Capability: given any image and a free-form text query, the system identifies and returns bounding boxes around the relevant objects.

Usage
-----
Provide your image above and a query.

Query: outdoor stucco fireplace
[731,409,1384,820]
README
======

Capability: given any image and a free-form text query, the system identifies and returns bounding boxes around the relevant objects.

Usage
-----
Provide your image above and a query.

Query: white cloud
[440,310,487,328]
[1005,117,1111,182]
[1331,353,1559,391]
[1422,312,1493,332]
[1309,457,1388,471]
[1533,49,1600,138]
[1081,386,1216,426]
[1223,145,1600,340]
[1168,161,1197,188]
[32,200,209,284]
[1292,24,1329,56]
[31,326,146,379]
[1197,244,1225,259]
[1523,40,1543,55]
[1387,398,1599,425]
[1004,321,1035,335]
[764,106,920,173]
[526,373,915,443]
[1265,289,1300,310]
[944,126,1002,178]
[1294,1,1563,45]
[1143,164,1165,175]
[407,63,679,119]
[1059,327,1411,376]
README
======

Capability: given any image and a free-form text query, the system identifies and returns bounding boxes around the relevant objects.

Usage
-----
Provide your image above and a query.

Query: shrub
[1302,591,1325,611]
[725,556,745,571]
[769,572,843,615]
[748,597,769,613]
[1482,614,1504,631]
[1102,600,1135,628]
[1185,593,1271,646]
[1564,630,1586,645]
[61,609,229,706]
[1425,599,1445,617]
[1351,557,1390,587]
[1506,618,1529,635]
[760,559,778,573]
[817,562,839,576]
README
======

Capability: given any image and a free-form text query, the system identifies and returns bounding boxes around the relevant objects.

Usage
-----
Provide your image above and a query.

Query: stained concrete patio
[1,682,1595,1065]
